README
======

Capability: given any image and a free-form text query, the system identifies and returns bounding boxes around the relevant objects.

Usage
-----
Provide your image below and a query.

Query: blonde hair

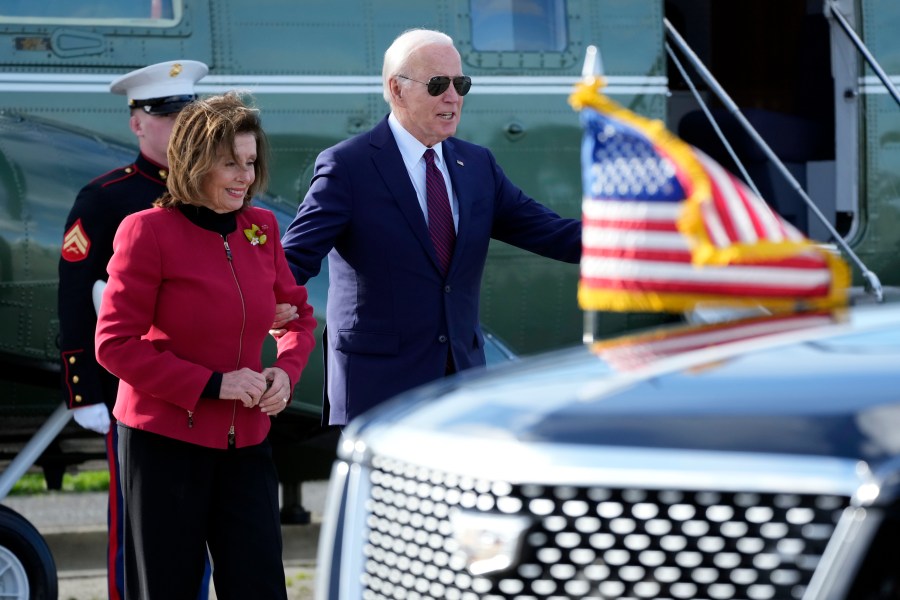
[382,28,456,104]
[156,91,269,209]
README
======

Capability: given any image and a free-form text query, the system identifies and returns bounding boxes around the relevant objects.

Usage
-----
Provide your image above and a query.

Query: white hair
[382,28,456,105]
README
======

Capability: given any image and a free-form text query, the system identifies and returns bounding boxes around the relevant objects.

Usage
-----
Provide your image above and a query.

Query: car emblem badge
[450,509,532,576]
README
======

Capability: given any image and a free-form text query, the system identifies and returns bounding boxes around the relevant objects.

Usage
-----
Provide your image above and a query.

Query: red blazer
[96,205,316,449]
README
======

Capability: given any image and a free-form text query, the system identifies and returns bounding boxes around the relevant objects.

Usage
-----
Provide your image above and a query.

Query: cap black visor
[130,94,197,115]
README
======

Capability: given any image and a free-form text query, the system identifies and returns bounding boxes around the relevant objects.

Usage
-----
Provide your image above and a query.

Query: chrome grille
[361,455,850,600]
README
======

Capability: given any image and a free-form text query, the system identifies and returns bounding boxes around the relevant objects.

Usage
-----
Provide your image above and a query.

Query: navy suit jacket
[282,116,581,425]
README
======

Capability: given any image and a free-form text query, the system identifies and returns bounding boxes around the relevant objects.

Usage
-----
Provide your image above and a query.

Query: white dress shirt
[388,113,459,231]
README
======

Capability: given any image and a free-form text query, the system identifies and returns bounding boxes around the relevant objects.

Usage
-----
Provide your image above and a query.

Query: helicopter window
[470,0,567,52]
[0,0,178,23]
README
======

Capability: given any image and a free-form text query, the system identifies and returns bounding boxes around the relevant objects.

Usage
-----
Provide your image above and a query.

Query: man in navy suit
[282,28,582,425]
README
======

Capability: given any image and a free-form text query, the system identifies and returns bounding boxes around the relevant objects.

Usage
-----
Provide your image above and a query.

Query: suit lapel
[369,120,441,270]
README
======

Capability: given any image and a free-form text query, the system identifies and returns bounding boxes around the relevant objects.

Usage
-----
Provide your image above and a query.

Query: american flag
[570,79,849,314]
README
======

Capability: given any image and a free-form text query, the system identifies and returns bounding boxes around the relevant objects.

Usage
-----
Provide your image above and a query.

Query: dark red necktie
[424,148,456,274]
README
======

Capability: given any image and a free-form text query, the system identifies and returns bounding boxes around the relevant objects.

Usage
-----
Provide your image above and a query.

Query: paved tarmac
[2,481,328,600]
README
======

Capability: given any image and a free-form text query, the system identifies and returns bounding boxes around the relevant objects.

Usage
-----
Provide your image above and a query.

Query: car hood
[349,304,900,467]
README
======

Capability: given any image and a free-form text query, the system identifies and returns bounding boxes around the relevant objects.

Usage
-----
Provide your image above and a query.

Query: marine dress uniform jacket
[96,205,316,449]
[59,153,170,410]
[281,116,582,425]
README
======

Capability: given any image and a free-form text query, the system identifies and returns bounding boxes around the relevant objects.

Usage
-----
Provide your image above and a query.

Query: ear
[128,113,143,137]
[389,77,406,107]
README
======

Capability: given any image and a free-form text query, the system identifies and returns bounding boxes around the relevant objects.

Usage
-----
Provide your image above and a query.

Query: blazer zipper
[224,234,247,448]
[184,234,247,447]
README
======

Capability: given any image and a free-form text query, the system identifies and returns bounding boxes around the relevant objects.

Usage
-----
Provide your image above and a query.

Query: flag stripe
[583,227,688,250]
[707,157,759,243]
[583,217,678,232]
[581,277,831,298]
[582,247,694,263]
[581,258,832,286]
[702,154,796,243]
[581,246,830,269]
[698,197,731,249]
[583,198,682,220]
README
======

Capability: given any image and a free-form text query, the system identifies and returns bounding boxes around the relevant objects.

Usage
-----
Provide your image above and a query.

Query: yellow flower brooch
[243,224,268,246]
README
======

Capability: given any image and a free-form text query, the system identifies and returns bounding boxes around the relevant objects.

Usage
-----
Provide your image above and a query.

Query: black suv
[316,302,900,600]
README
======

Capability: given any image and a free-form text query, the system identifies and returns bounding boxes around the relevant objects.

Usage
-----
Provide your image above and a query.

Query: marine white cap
[109,59,208,115]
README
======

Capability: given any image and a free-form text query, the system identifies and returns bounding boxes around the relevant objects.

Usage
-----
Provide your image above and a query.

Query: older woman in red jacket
[96,91,316,600]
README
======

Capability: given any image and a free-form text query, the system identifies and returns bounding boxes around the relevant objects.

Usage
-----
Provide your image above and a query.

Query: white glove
[70,280,112,434]
[92,279,106,314]
[72,403,111,435]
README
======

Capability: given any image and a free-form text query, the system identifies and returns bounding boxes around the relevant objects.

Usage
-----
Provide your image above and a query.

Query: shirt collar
[388,112,445,169]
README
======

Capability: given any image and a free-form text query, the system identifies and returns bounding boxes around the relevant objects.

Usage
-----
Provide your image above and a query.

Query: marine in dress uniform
[60,154,176,410]
[57,59,208,600]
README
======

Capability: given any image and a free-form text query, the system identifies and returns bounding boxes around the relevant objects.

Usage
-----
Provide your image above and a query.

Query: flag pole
[581,44,602,79]
[581,46,601,344]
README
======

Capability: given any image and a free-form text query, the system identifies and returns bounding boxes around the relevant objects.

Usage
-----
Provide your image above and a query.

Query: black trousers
[117,425,287,600]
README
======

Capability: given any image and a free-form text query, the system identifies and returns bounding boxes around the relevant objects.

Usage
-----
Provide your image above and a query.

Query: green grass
[8,470,110,495]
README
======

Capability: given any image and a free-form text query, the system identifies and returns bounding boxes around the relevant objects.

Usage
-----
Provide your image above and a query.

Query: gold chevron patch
[61,219,91,262]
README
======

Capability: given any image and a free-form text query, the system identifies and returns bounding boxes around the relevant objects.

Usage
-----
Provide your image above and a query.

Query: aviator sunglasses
[397,74,472,97]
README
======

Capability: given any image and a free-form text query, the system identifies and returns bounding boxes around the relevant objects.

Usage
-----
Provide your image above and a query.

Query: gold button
[125,167,133,174]
[72,375,80,384]
[74,395,83,403]
[69,356,76,364]
[159,169,168,180]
